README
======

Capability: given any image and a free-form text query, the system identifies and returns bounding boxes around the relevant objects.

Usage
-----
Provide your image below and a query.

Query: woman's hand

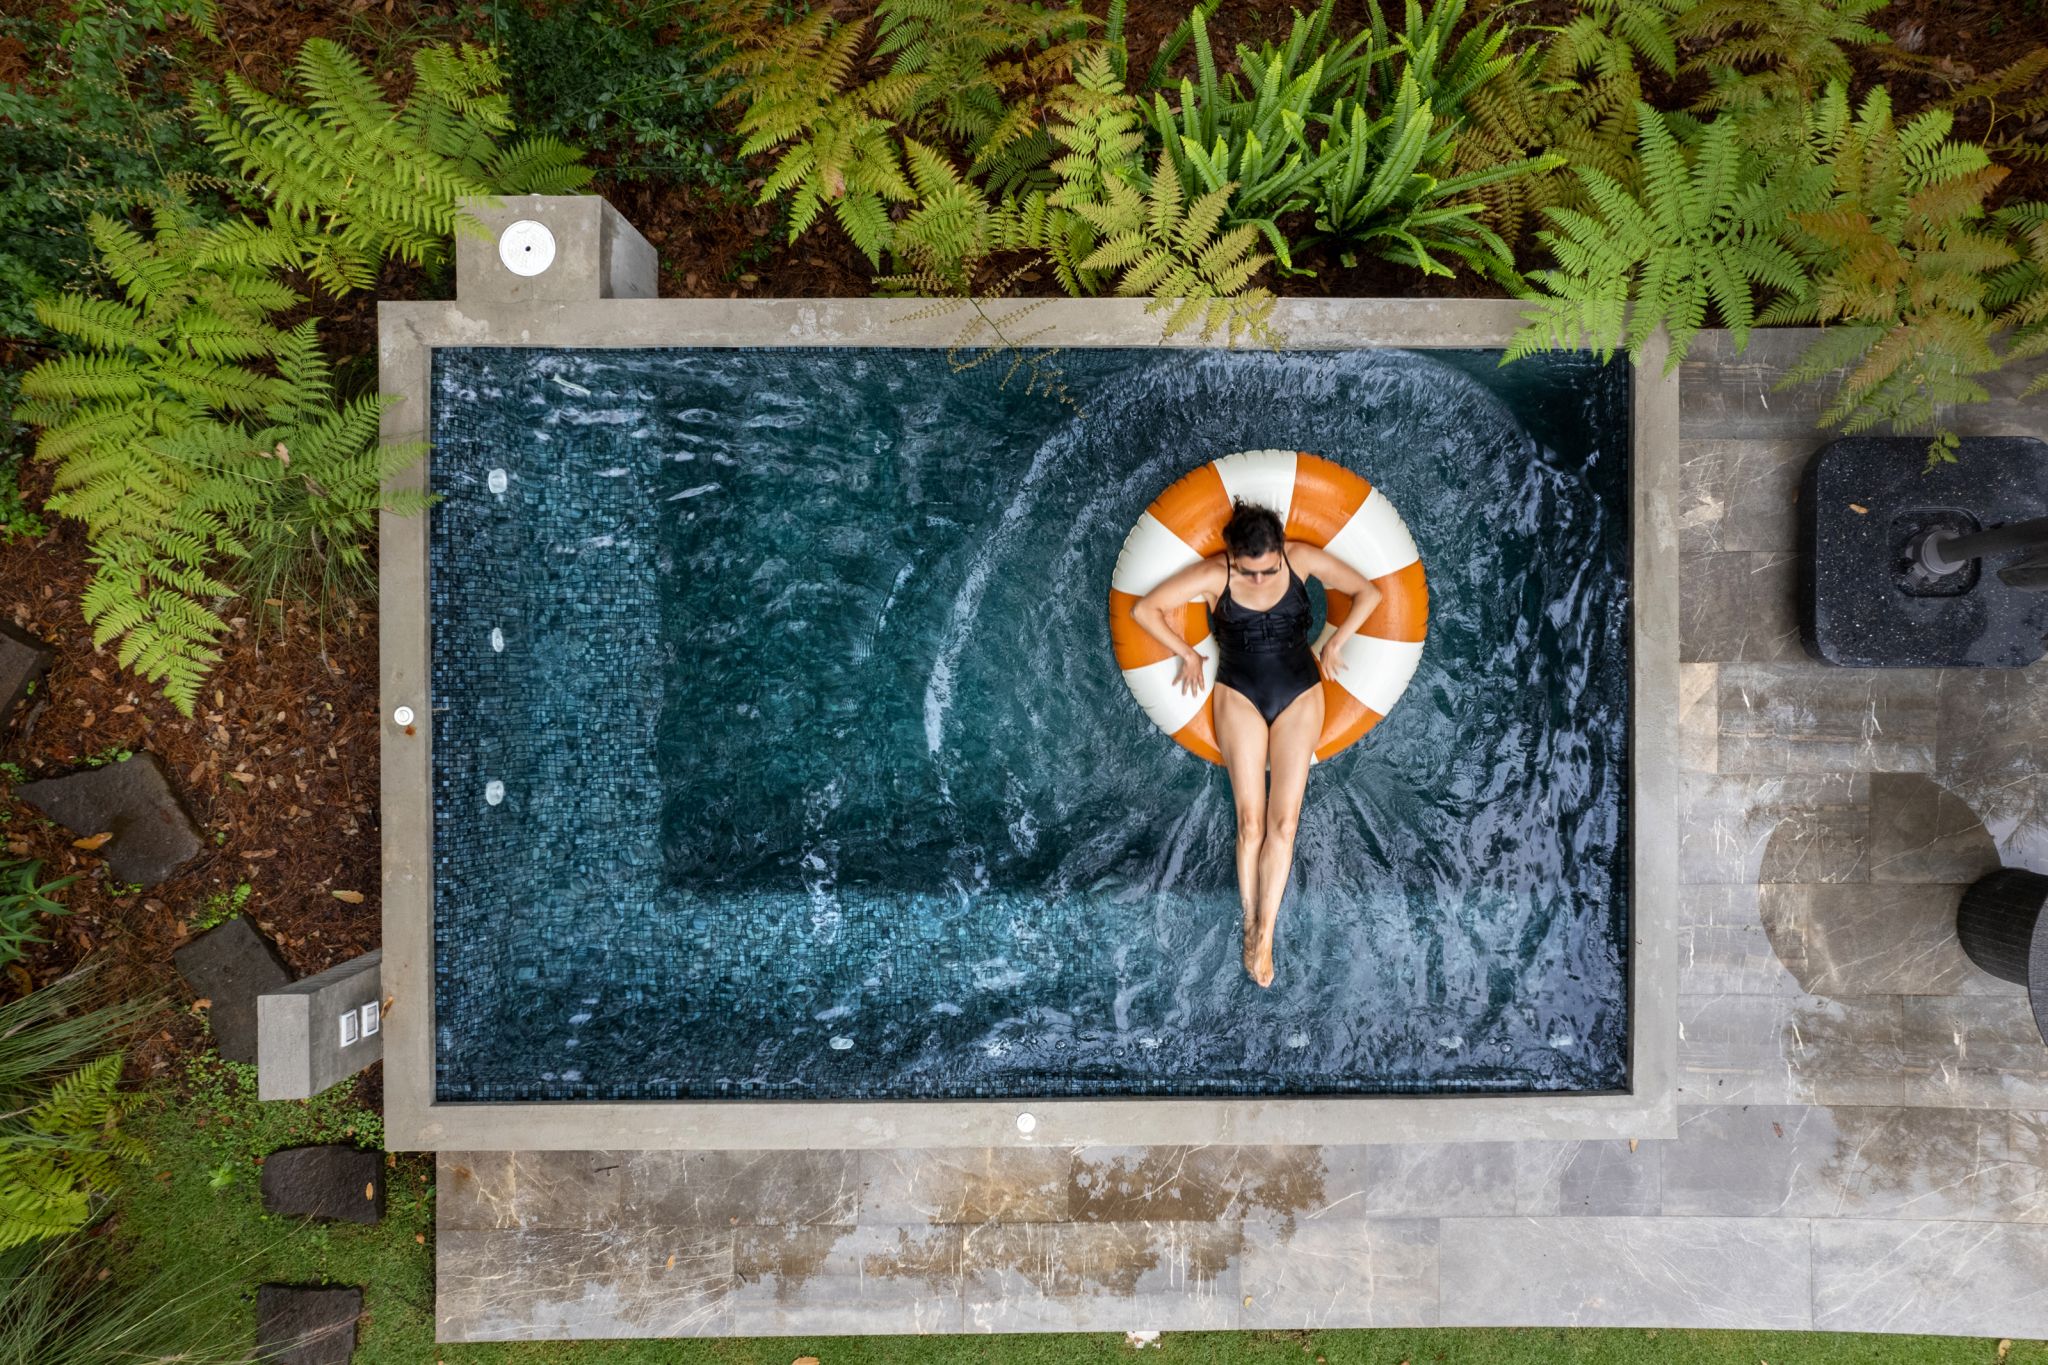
[1319,634,1349,680]
[1173,648,1207,696]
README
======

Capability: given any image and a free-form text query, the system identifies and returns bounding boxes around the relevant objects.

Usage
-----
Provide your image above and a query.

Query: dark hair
[1222,499,1284,561]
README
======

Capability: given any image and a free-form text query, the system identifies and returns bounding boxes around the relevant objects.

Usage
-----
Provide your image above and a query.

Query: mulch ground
[3,0,2045,1078]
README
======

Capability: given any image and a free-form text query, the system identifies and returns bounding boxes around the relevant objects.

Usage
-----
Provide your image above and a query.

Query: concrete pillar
[453,194,658,305]
[257,950,383,1101]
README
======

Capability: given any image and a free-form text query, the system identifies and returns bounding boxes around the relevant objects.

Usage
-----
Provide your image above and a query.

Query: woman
[1131,500,1383,987]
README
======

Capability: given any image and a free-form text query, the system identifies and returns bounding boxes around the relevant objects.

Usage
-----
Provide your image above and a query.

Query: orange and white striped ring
[1107,449,1429,765]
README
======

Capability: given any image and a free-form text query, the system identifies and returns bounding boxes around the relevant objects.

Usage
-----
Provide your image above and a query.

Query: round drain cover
[499,219,556,277]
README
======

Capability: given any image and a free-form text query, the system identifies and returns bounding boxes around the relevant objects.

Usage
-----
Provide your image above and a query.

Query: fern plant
[1678,0,1890,152]
[1766,85,2021,458]
[1507,101,1814,370]
[0,976,150,1251]
[13,199,429,713]
[1904,46,2048,168]
[186,37,592,296]
[1990,201,2048,400]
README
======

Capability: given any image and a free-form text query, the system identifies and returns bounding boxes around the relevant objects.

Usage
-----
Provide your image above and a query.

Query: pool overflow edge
[377,289,1680,1152]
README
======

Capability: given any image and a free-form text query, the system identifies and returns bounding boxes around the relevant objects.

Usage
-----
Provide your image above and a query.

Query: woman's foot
[1247,914,1276,988]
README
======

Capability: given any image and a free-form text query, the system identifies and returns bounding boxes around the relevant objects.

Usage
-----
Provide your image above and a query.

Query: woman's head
[1222,499,1285,565]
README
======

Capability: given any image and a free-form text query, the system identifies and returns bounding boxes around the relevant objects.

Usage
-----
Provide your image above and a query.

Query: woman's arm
[1288,541,1382,678]
[1132,558,1226,696]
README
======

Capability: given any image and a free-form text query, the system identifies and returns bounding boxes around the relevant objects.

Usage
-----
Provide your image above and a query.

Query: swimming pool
[378,294,1678,1149]
[424,340,1628,1105]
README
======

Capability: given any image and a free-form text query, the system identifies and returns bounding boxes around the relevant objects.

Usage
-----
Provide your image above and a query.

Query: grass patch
[115,1060,2041,1361]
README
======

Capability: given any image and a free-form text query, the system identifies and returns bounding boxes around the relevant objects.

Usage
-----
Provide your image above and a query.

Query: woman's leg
[1211,684,1270,977]
[1248,683,1324,987]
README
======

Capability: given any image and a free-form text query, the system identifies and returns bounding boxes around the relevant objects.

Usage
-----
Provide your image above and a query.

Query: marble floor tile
[1675,993,1904,1106]
[1679,551,1803,663]
[1678,333,1836,440]
[1065,1145,1364,1230]
[957,1221,1242,1332]
[437,1228,734,1341]
[1437,1216,1812,1329]
[1678,438,1810,555]
[1511,1139,1663,1216]
[616,1150,859,1227]
[1812,1220,2048,1337]
[1679,663,1718,773]
[1679,772,1869,884]
[1238,1218,1439,1328]
[503,1151,630,1230]
[1868,773,2002,884]
[1361,1142,1518,1216]
[858,1148,1071,1225]
[1756,881,2010,997]
[1714,663,1938,775]
[729,1223,964,1334]
[438,1152,516,1231]
[1661,1104,2048,1222]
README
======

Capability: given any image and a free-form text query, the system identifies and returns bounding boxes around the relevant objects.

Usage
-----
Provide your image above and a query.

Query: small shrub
[0,860,75,973]
[189,881,250,934]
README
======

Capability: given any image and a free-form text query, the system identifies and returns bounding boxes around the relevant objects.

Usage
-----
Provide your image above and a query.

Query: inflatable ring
[1108,450,1428,764]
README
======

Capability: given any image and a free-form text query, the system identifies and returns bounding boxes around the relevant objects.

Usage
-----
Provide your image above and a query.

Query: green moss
[117,1058,2042,1363]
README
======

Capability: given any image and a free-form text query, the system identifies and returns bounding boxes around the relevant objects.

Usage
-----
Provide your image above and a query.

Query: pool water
[427,344,1631,1102]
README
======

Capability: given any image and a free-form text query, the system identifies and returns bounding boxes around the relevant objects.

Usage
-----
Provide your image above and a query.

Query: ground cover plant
[3,0,2048,1358]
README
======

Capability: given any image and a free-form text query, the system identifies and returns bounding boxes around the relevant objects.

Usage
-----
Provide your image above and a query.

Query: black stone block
[1801,436,2048,667]
[255,1284,361,1365]
[0,621,53,736]
[13,753,203,886]
[172,918,291,1064]
[261,1145,385,1224]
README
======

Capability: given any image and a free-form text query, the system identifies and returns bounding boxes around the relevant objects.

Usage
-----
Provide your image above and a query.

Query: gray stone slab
[1903,995,2048,1078]
[258,950,382,1101]
[1678,437,1809,555]
[1067,1145,1366,1229]
[260,1145,384,1224]
[1511,1140,1663,1216]
[1714,662,1938,775]
[436,1228,734,1341]
[16,752,202,887]
[0,621,53,736]
[1758,881,2010,997]
[859,1147,1071,1224]
[1238,1218,1439,1328]
[1679,773,1869,885]
[1812,1219,2048,1337]
[1678,886,1803,995]
[1679,551,1803,663]
[617,1150,859,1226]
[1437,1216,1812,1329]
[730,1223,963,1334]
[500,1151,630,1230]
[1662,1104,2048,1222]
[1362,1142,1517,1217]
[438,1152,514,1230]
[1679,662,1718,773]
[255,1284,361,1365]
[172,917,292,1065]
[1675,993,1904,1106]
[1868,774,2002,885]
[957,1221,1242,1332]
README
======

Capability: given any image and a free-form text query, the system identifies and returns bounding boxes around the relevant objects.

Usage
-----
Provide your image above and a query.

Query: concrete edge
[377,296,1677,1150]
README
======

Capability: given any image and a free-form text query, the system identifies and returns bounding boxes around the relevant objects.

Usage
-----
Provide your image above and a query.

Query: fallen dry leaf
[1849,503,1869,514]
[1998,1342,2011,1361]
[793,1357,820,1365]
[364,1182,375,1200]
[72,832,113,851]
[666,1254,677,1271]
[190,998,212,1009]
[332,890,366,904]
[416,1233,426,1244]
[1772,1122,1785,1138]
[1628,1138,1638,1152]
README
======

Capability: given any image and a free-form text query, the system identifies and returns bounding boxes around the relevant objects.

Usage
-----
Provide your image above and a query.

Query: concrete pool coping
[377,296,1679,1151]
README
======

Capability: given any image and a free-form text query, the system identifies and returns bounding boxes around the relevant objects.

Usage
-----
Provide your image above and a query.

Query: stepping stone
[261,1145,385,1224]
[13,753,202,887]
[173,918,291,1064]
[0,621,54,736]
[255,1284,361,1365]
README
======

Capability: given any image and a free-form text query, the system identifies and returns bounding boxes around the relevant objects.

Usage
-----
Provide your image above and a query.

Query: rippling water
[427,344,1631,1101]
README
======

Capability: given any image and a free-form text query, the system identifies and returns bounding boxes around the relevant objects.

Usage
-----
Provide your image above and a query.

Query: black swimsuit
[1212,551,1320,726]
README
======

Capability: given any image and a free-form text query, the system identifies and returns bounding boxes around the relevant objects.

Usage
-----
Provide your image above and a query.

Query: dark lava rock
[13,753,202,886]
[255,1284,362,1365]
[172,918,291,1064]
[0,621,54,735]
[1802,436,2048,667]
[261,1145,385,1224]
